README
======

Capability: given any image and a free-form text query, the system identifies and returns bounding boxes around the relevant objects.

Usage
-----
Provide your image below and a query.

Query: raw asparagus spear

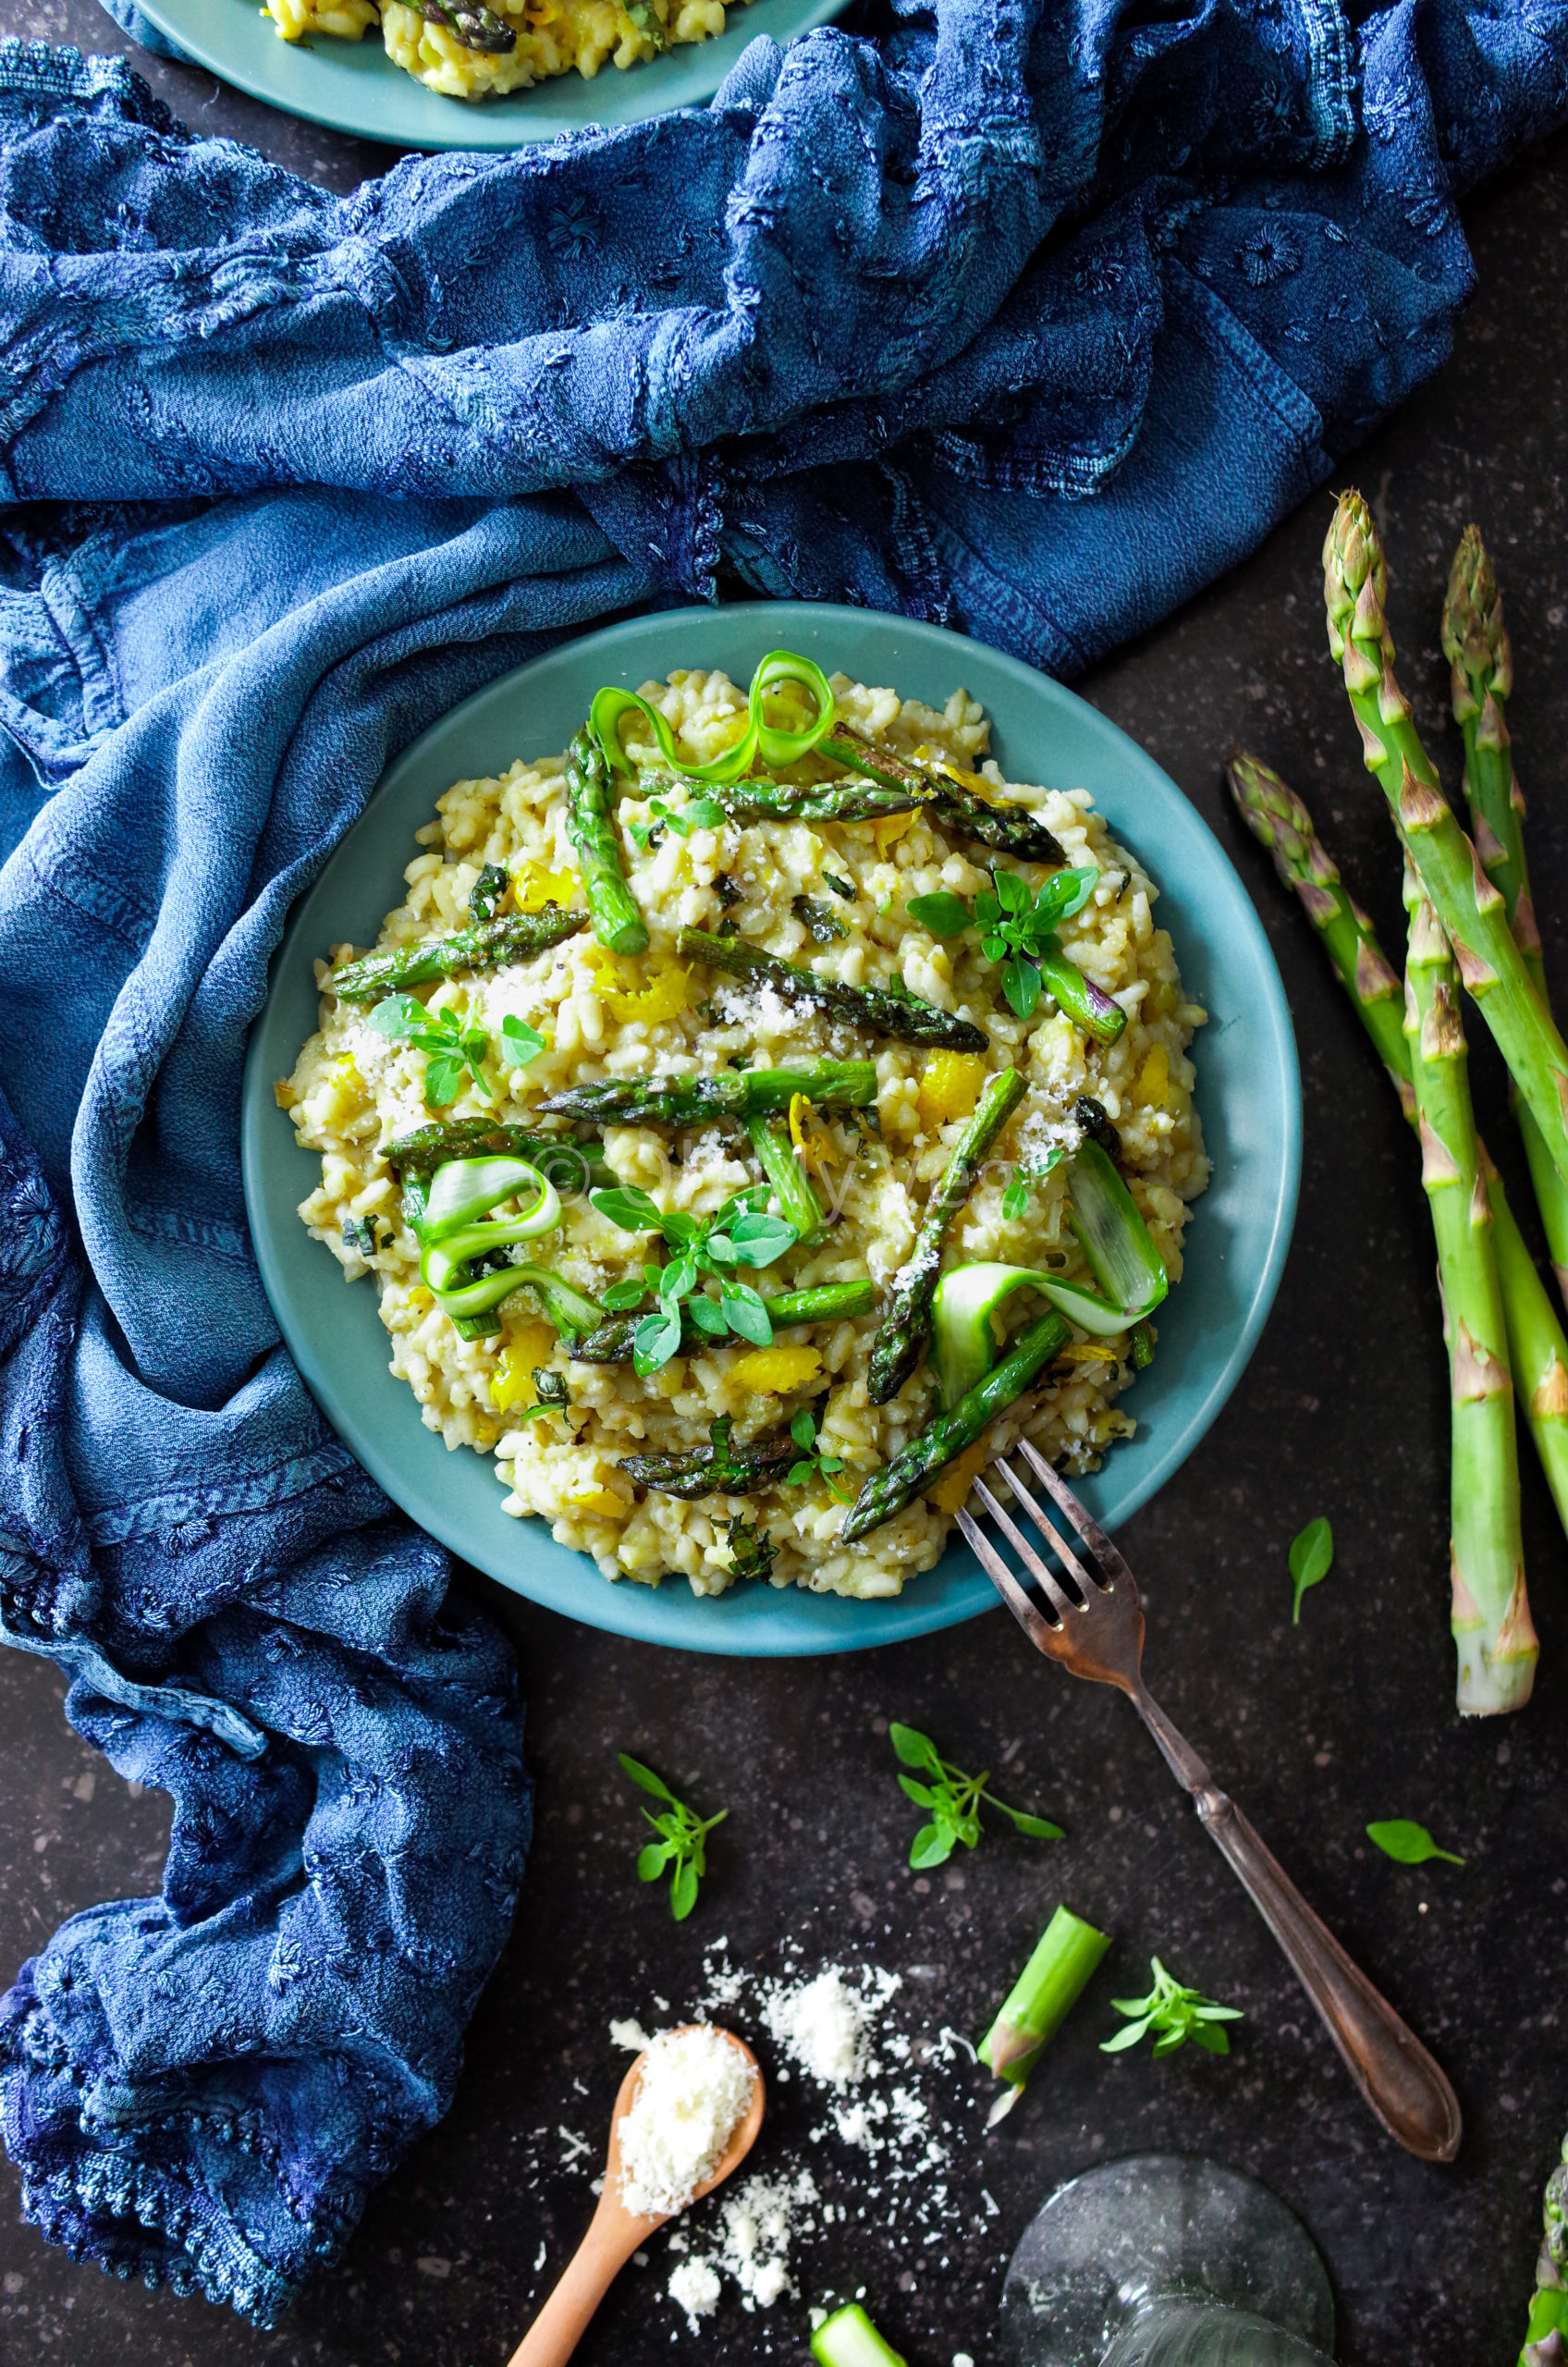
[867,1066,1027,1403]
[1443,528,1568,1305]
[746,1110,826,1242]
[822,725,1068,866]
[620,1415,798,1499]
[1403,866,1537,1712]
[538,1061,876,1128]
[328,907,582,1003]
[1228,753,1568,1539]
[573,1279,873,1364]
[1227,754,1411,1101]
[566,726,649,955]
[840,1310,1071,1541]
[677,926,987,1052]
[400,0,518,48]
[1324,492,1568,1186]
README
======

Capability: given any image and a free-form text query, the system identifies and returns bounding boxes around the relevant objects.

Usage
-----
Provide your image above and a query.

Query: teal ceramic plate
[242,604,1301,1655]
[140,0,846,152]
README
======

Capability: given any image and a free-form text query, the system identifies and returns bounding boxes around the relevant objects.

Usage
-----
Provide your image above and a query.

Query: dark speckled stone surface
[5,13,1568,2364]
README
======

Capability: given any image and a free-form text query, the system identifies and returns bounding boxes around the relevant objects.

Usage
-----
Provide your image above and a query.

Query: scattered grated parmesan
[668,2256,723,2327]
[618,2026,756,2221]
[763,1964,901,2089]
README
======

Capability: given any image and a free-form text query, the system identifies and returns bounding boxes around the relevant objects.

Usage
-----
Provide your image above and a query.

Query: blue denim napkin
[0,0,1562,2326]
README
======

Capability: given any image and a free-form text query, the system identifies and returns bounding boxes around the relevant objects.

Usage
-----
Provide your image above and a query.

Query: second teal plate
[139,0,847,151]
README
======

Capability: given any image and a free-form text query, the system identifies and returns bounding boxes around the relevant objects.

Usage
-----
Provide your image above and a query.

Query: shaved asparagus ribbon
[590,649,836,788]
[929,1141,1167,1406]
[415,1156,563,1315]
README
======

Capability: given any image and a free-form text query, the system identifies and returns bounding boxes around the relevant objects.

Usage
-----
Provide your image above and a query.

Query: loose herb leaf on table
[888,1722,1063,1870]
[1101,1956,1243,2058]
[619,1753,728,1921]
[1288,1515,1334,1624]
[1366,1819,1464,1866]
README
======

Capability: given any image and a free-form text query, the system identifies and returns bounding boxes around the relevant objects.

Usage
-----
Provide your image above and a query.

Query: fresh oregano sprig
[619,1752,727,1921]
[626,786,728,854]
[784,1404,852,1502]
[888,1722,1063,1870]
[591,1182,798,1373]
[369,992,545,1107]
[907,865,1099,1020]
[1100,1956,1243,2058]
[1002,1142,1066,1223]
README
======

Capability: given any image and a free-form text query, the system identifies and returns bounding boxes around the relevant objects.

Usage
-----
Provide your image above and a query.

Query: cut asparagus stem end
[811,2303,908,2367]
[1067,1139,1169,1313]
[978,1904,1112,2092]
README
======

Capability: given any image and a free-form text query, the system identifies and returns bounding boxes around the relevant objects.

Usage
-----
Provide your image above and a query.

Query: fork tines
[954,1436,1131,1649]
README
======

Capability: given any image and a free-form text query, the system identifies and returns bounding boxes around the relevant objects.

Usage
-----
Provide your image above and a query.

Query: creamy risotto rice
[281,667,1208,1601]
[264,0,742,96]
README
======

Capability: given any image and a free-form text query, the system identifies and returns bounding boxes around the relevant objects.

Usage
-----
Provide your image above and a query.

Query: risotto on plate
[280,659,1207,1601]
[263,0,743,96]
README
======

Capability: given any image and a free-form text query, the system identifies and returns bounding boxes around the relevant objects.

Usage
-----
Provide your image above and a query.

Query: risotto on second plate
[280,663,1207,1601]
[263,0,743,96]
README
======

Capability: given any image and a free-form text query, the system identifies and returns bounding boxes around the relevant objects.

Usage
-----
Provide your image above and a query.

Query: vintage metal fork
[959,1437,1462,2163]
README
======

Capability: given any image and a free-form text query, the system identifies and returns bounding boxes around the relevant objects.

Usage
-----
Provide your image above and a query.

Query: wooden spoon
[506,2026,765,2367]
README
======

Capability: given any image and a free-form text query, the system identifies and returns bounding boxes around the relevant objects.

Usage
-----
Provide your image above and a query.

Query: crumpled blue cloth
[0,0,1562,2326]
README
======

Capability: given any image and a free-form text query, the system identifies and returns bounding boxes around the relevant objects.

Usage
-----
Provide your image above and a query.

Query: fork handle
[1194,1783,1462,2163]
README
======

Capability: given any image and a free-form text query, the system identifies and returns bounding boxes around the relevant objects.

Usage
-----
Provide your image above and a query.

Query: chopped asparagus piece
[572,1279,873,1363]
[619,1416,799,1499]
[822,724,1068,865]
[867,1066,1027,1403]
[566,726,648,955]
[840,1310,1071,1540]
[811,2303,907,2367]
[746,1110,826,1244]
[980,1904,1112,2099]
[678,926,987,1052]
[328,907,582,1003]
[538,1061,876,1128]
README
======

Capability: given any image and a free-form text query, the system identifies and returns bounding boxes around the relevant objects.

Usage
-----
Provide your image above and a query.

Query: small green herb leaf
[1366,1820,1464,1866]
[619,1753,676,1801]
[887,1726,1060,1869]
[593,1184,664,1233]
[601,1279,647,1313]
[720,1283,773,1345]
[1289,1516,1334,1624]
[500,1014,546,1069]
[619,1755,726,1921]
[906,891,974,939]
[1101,1956,1242,2060]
